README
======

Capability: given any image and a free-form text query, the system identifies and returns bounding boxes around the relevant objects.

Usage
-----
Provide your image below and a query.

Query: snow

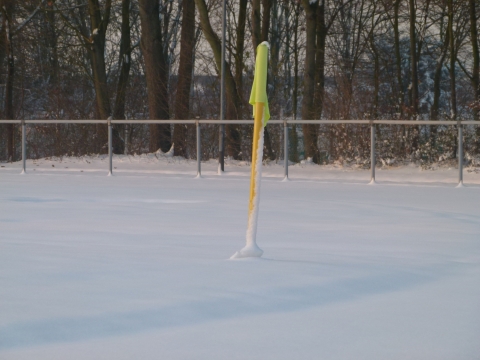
[259,40,271,50]
[2,153,479,185]
[1,156,479,359]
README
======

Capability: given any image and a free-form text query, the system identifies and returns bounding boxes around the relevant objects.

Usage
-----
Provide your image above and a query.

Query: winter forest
[1,0,480,166]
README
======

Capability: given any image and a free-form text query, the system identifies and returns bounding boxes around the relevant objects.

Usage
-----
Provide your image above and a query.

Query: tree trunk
[261,0,272,42]
[2,0,15,161]
[86,0,113,153]
[448,0,456,119]
[293,3,299,121]
[430,32,448,147]
[112,0,131,154]
[301,1,316,114]
[261,0,275,161]
[393,0,404,118]
[301,0,320,163]
[224,0,248,160]
[291,3,300,163]
[139,0,171,153]
[408,0,420,153]
[314,1,326,120]
[194,0,240,108]
[87,0,112,120]
[234,0,247,108]
[370,1,379,119]
[113,0,131,122]
[392,1,408,153]
[409,0,419,116]
[252,0,261,50]
[469,0,480,149]
[469,0,480,120]
[44,0,61,156]
[0,16,5,69]
[173,0,195,157]
[44,0,58,86]
[269,0,280,105]
[431,23,449,121]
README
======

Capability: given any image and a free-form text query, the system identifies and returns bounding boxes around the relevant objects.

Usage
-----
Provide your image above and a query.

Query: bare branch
[13,0,47,35]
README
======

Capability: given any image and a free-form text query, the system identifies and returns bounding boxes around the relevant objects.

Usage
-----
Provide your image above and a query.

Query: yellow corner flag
[249,42,270,126]
[231,41,269,259]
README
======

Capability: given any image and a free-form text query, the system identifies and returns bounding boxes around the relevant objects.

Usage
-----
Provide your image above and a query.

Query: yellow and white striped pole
[231,42,270,259]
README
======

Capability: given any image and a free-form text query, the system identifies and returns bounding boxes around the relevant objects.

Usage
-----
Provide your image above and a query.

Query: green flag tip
[250,41,271,126]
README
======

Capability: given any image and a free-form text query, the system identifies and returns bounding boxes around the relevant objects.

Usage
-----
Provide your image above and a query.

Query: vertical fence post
[283,120,288,180]
[124,123,129,155]
[219,124,225,173]
[218,0,226,174]
[108,119,112,176]
[370,121,376,184]
[21,120,26,174]
[458,121,464,187]
[196,120,201,178]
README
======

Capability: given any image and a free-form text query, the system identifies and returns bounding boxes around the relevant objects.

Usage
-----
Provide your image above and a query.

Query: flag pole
[231,42,269,259]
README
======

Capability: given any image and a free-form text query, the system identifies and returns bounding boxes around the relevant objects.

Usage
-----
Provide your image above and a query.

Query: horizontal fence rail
[1,119,479,186]
[0,119,479,125]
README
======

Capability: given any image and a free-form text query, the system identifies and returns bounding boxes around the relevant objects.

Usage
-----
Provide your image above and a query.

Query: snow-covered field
[1,155,479,359]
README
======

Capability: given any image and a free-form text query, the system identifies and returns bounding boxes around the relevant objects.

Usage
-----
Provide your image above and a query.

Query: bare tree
[173,0,196,157]
[300,0,352,163]
[139,0,171,153]
[447,0,456,119]
[1,0,48,160]
[431,1,448,121]
[113,0,132,154]
[1,0,14,161]
[468,0,479,120]
[87,0,113,120]
[194,0,242,159]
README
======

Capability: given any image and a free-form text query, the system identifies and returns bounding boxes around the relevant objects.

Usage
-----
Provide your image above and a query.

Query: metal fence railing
[1,119,478,185]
